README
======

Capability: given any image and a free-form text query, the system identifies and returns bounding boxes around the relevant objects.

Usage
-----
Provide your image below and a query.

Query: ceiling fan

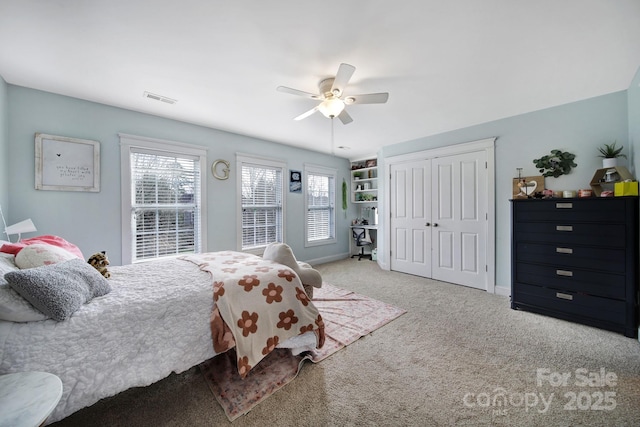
[277,63,389,125]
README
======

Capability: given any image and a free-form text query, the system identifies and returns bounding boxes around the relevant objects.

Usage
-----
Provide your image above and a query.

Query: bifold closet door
[431,151,487,290]
[389,160,431,277]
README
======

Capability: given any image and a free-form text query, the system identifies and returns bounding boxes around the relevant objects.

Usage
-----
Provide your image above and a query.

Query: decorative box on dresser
[511,197,639,338]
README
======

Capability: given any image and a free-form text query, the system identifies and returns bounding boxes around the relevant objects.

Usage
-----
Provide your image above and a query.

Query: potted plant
[597,141,626,168]
[533,149,577,178]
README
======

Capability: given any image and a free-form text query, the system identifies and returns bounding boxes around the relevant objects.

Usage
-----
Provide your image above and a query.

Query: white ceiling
[1,1,639,160]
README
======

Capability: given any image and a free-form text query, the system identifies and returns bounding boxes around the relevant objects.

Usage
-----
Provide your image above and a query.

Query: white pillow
[0,255,48,322]
[15,243,78,269]
[0,255,18,280]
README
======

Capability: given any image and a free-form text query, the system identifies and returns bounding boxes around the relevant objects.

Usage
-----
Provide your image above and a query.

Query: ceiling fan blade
[277,86,322,99]
[294,106,319,121]
[344,92,389,105]
[337,109,353,125]
[330,63,356,96]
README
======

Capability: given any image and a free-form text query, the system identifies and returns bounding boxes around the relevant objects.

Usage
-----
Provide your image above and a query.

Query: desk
[0,371,63,427]
[349,225,378,259]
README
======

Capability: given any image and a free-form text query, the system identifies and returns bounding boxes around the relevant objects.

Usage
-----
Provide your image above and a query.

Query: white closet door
[431,150,487,290]
[390,160,431,277]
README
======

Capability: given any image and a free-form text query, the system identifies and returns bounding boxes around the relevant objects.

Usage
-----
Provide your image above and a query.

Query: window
[237,154,285,251]
[120,134,207,263]
[305,164,336,246]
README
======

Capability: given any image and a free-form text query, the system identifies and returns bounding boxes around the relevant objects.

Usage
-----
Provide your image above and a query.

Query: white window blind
[120,134,207,264]
[238,156,284,251]
[305,165,336,246]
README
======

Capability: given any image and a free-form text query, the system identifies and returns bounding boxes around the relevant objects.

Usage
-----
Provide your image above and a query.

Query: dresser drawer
[513,199,629,223]
[515,242,626,273]
[515,262,626,299]
[512,283,626,325]
[514,222,626,246]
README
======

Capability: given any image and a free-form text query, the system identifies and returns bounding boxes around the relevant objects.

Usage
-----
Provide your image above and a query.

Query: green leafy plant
[342,179,348,218]
[597,141,626,159]
[533,149,577,178]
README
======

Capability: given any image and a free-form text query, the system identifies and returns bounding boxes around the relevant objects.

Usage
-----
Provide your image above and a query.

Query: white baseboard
[376,259,389,270]
[494,286,511,297]
[305,252,350,266]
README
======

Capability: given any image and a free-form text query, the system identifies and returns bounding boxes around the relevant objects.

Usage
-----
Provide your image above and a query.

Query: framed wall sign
[289,170,302,193]
[35,133,100,192]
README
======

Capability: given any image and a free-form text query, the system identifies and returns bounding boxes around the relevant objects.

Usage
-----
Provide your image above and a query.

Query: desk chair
[351,227,373,261]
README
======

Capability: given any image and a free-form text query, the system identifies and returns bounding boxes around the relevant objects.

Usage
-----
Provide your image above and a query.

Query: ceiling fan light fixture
[318,98,345,118]
[278,63,388,124]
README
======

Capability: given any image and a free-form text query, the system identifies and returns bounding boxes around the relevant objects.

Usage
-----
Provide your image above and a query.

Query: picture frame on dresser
[512,175,544,199]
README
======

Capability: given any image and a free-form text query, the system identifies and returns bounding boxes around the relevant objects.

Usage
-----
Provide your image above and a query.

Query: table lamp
[0,205,37,243]
[5,218,37,242]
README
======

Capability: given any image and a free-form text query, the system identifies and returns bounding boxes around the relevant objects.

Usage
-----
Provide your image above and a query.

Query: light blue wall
[629,67,640,177]
[6,85,353,265]
[5,75,637,286]
[380,91,630,292]
[0,76,8,216]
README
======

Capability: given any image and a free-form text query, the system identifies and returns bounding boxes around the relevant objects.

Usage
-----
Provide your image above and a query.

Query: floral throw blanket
[182,251,325,378]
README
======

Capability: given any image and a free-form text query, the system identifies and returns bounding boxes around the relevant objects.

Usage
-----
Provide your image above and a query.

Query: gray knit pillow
[5,258,111,321]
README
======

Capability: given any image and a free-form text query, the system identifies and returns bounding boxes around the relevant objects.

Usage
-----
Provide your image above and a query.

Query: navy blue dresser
[511,197,639,338]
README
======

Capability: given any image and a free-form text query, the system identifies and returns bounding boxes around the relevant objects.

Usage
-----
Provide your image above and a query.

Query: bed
[0,246,323,424]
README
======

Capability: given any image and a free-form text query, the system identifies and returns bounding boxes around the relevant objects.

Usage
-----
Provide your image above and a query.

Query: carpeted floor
[52,258,640,426]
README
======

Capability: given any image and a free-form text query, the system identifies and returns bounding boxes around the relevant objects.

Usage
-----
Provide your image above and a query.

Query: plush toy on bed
[262,242,322,298]
[88,251,111,278]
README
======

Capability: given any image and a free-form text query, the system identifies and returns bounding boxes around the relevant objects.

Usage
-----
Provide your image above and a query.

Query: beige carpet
[52,258,640,426]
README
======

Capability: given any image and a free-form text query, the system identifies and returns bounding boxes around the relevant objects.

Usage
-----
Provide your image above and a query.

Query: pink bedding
[0,235,84,259]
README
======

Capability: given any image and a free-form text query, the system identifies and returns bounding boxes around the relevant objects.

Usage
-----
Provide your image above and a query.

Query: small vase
[602,158,617,168]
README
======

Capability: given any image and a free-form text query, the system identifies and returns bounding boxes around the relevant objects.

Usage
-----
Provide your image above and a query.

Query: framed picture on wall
[289,170,302,193]
[35,133,101,192]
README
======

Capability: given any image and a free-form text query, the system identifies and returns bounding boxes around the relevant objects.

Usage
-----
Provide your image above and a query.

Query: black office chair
[351,227,373,261]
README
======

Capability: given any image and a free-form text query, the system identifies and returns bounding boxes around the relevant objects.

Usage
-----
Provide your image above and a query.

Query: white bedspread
[0,258,217,424]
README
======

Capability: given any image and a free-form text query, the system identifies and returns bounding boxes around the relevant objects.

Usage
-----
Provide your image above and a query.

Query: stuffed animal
[88,251,111,278]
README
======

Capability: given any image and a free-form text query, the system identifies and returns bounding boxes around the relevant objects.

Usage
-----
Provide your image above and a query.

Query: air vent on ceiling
[143,91,177,105]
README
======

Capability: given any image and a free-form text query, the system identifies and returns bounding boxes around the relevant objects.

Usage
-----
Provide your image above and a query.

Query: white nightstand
[0,371,63,427]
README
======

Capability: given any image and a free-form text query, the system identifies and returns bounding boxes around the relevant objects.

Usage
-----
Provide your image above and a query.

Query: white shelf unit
[351,165,378,204]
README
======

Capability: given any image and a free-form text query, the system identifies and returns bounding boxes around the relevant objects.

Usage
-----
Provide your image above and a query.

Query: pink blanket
[0,235,84,259]
[182,251,325,378]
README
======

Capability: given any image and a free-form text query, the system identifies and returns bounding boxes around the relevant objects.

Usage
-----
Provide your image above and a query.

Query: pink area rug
[199,283,406,421]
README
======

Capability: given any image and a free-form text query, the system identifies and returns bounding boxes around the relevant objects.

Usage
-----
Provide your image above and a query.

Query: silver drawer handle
[556,203,573,209]
[556,292,574,301]
[556,225,573,232]
[556,247,573,254]
[556,270,573,277]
